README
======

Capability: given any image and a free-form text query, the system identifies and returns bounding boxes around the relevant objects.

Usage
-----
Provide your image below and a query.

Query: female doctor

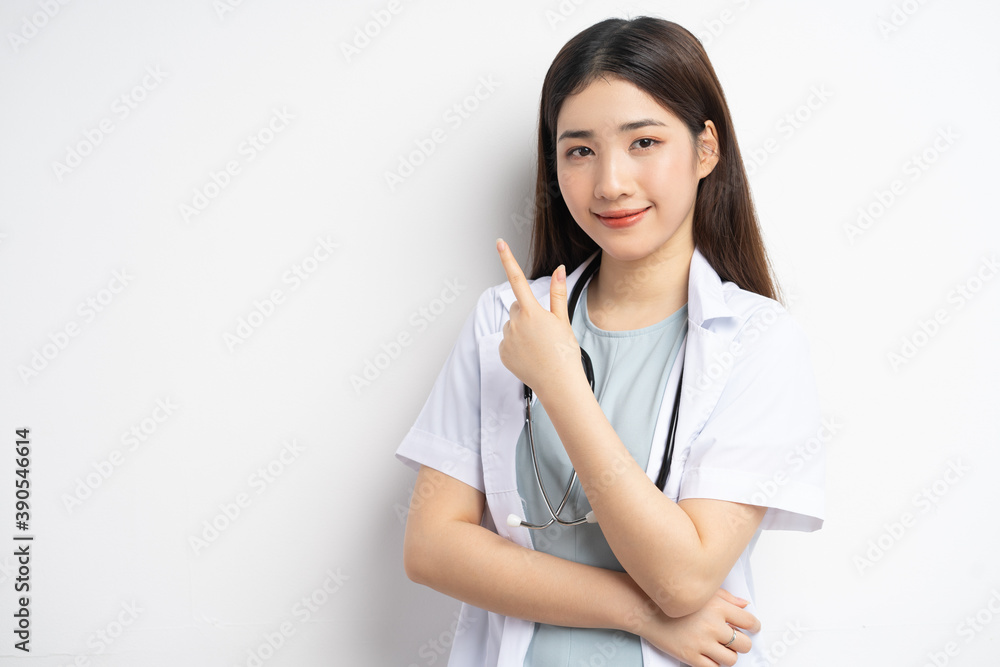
[397,16,824,667]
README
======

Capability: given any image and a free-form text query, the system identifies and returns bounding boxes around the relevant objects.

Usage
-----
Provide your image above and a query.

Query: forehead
[556,77,680,132]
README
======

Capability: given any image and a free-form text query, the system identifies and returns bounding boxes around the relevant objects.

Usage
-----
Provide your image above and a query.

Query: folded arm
[535,378,766,617]
[403,465,760,665]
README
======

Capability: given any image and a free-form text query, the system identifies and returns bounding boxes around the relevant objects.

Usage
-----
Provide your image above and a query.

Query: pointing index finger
[496,238,537,308]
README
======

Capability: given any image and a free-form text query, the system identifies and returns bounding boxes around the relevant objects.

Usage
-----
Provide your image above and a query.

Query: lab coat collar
[687,247,737,326]
[498,248,737,326]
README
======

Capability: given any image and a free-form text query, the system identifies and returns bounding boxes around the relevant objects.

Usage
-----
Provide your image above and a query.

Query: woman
[397,16,824,667]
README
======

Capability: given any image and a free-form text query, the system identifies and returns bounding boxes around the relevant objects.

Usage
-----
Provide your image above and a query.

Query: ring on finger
[723,627,737,648]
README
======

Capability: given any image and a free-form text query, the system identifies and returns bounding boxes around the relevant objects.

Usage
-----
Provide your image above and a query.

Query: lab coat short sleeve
[679,308,825,532]
[394,288,496,493]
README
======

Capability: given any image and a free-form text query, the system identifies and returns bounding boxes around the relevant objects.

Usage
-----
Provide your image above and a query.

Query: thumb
[549,265,568,321]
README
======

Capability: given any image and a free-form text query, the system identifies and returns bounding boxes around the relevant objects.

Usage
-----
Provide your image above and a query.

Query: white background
[1,0,998,665]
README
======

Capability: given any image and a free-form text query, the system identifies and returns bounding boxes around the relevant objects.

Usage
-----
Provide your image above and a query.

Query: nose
[593,151,634,201]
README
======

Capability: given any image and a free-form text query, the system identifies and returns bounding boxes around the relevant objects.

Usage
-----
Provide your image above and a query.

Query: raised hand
[495,239,587,400]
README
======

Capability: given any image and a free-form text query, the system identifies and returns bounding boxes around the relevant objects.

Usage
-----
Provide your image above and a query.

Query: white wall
[1,0,997,665]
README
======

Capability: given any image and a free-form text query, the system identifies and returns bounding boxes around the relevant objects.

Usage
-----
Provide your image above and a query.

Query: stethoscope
[507,253,685,530]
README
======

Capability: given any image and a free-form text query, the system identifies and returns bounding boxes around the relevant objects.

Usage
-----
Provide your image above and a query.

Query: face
[555,77,719,264]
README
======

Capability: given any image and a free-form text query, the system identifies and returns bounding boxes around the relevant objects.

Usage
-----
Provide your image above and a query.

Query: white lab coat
[396,248,824,666]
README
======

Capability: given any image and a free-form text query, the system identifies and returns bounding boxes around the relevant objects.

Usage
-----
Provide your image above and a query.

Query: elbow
[650,574,716,618]
[403,516,443,587]
[659,595,707,619]
[402,545,421,584]
[403,533,433,586]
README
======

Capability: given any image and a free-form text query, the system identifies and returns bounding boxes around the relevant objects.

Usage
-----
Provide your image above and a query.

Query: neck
[586,242,693,331]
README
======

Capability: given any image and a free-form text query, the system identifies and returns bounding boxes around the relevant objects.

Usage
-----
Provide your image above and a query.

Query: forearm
[405,493,763,666]
[406,512,647,631]
[537,376,757,616]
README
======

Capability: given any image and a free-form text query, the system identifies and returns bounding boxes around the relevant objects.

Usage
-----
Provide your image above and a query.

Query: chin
[589,241,659,264]
[588,232,685,265]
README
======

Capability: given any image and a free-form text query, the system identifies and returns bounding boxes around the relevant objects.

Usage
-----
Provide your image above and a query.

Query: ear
[696,120,721,179]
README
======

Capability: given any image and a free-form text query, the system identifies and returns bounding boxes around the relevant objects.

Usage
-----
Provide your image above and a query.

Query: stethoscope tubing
[512,253,683,530]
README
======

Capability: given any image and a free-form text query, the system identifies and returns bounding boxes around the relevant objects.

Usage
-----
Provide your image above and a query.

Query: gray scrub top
[516,282,688,666]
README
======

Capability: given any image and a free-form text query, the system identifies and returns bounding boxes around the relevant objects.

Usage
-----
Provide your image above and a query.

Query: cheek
[647,156,699,201]
[649,153,686,179]
[557,169,588,208]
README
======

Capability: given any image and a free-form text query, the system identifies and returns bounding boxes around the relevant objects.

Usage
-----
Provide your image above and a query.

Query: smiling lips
[594,206,651,228]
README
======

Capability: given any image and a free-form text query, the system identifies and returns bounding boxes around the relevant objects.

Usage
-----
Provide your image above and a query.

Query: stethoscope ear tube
[567,253,602,323]
[654,365,683,492]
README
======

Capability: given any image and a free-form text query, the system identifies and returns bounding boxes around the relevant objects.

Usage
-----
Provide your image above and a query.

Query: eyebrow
[557,118,667,143]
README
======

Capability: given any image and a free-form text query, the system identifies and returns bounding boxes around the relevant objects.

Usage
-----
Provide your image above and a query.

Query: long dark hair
[528,16,778,301]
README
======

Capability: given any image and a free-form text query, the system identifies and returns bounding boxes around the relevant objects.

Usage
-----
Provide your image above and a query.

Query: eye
[566,146,594,158]
[631,137,660,150]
